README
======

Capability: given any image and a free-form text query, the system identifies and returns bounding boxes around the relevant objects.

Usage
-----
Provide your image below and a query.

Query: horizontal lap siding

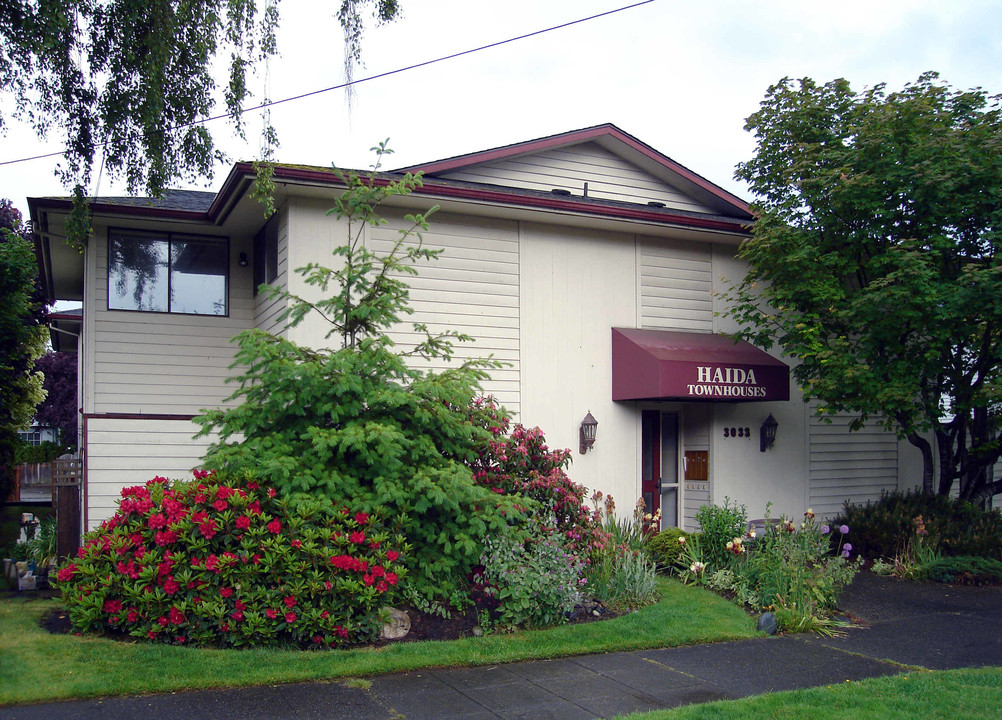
[439,143,713,213]
[86,417,215,530]
[370,213,520,414]
[640,240,713,332]
[255,211,290,336]
[92,232,254,415]
[808,408,899,518]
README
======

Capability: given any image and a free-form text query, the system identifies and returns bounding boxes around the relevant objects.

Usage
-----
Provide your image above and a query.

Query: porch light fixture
[579,411,598,454]
[760,413,778,452]
[238,252,249,267]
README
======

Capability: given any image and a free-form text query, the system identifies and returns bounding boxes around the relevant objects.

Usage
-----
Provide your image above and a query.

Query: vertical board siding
[439,143,713,213]
[369,212,520,414]
[86,417,214,530]
[640,239,714,332]
[683,408,711,531]
[808,406,899,518]
[254,210,290,335]
[91,231,254,415]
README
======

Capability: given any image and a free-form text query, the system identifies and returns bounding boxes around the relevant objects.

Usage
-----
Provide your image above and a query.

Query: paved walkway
[3,572,1001,720]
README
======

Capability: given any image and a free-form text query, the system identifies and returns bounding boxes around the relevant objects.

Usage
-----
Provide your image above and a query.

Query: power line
[0,0,655,169]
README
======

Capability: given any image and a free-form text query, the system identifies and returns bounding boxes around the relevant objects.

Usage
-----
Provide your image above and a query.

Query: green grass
[614,667,1002,720]
[0,578,759,706]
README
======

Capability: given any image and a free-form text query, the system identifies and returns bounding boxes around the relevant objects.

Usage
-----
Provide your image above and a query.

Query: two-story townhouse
[31,124,922,531]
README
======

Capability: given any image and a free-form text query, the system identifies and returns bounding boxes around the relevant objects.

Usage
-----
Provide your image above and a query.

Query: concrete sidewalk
[2,573,1000,720]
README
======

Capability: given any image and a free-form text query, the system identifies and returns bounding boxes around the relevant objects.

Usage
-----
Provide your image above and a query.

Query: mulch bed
[39,600,617,645]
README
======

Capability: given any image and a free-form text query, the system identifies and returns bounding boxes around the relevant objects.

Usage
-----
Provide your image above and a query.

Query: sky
[2,0,1001,222]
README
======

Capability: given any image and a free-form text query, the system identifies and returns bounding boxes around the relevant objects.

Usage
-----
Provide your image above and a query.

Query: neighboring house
[30,124,923,532]
[17,424,59,447]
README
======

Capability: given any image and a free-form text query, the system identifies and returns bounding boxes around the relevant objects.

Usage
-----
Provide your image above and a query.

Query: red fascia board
[248,164,751,235]
[397,124,752,216]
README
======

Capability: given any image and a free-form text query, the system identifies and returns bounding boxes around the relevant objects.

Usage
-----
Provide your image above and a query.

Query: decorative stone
[380,608,411,640]
[472,626,484,637]
[757,611,778,635]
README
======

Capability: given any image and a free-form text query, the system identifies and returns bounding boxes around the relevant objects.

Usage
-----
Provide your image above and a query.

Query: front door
[642,410,679,529]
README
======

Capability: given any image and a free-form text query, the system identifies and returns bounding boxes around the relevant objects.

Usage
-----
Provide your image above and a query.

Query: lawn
[0,577,759,706]
[614,666,1002,720]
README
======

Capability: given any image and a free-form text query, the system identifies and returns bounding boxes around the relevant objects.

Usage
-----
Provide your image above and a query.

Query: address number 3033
[723,427,751,438]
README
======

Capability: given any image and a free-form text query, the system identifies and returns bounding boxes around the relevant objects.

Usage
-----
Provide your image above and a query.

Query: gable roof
[397,123,752,220]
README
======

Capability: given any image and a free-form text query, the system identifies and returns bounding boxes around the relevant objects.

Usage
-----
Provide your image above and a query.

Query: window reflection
[108,231,228,315]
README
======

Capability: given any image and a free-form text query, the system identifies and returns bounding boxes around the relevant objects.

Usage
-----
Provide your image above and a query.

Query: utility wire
[0,0,655,168]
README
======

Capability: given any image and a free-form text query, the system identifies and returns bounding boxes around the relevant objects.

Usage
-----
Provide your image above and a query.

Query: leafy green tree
[1,1,403,246]
[196,147,525,607]
[726,72,1002,504]
[0,200,48,502]
[34,351,78,449]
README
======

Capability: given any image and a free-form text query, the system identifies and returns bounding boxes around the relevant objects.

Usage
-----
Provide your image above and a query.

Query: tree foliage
[727,72,1002,503]
[0,199,48,501]
[1,0,403,245]
[34,351,78,448]
[195,148,524,607]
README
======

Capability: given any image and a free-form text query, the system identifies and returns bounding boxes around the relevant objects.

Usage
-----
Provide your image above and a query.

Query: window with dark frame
[253,216,279,295]
[108,230,229,315]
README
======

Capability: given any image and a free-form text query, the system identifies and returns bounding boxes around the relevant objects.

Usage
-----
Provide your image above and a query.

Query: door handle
[655,477,663,493]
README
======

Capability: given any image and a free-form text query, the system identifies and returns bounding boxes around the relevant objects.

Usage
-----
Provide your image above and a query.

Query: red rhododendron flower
[267,519,282,534]
[386,572,398,586]
[248,500,262,515]
[147,513,167,529]
[103,599,122,614]
[354,512,369,525]
[169,606,185,625]
[220,587,234,598]
[234,598,246,612]
[199,520,218,539]
[371,566,385,578]
[57,564,78,582]
[127,609,139,623]
[217,486,235,500]
[235,515,251,530]
[266,608,278,619]
[154,530,178,546]
[162,577,180,595]
[246,481,259,490]
[321,610,329,619]
[220,623,230,632]
[376,580,388,593]
[267,488,276,498]
[284,611,297,624]
[313,635,323,644]
[363,574,374,586]
[350,531,365,544]
[386,550,399,562]
[212,499,228,512]
[283,595,296,607]
[158,615,168,626]
[231,611,245,622]
[290,539,302,549]
[194,493,207,504]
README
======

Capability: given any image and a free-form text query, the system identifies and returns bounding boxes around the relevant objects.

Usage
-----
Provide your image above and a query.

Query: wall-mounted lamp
[238,252,249,267]
[760,413,778,452]
[579,411,598,454]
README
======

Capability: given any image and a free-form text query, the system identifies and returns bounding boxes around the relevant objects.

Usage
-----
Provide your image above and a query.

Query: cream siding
[639,237,714,332]
[89,229,254,415]
[85,417,214,529]
[682,405,712,531]
[254,209,291,335]
[439,143,714,213]
[371,211,522,414]
[808,407,899,518]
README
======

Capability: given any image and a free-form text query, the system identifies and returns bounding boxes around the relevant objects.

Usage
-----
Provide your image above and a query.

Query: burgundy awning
[612,328,790,402]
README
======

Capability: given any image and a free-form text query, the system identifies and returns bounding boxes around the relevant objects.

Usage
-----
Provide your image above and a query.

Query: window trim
[107,228,230,317]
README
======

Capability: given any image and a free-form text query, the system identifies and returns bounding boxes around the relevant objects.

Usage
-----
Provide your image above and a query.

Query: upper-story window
[108,230,228,315]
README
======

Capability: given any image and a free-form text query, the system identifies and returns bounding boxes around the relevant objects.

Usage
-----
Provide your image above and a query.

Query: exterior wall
[84,417,215,530]
[87,223,255,415]
[807,406,899,519]
[518,221,639,507]
[254,208,291,335]
[81,220,255,527]
[374,210,522,414]
[639,237,714,332]
[439,142,713,213]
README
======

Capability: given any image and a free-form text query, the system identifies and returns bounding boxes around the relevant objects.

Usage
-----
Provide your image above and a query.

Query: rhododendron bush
[56,471,406,648]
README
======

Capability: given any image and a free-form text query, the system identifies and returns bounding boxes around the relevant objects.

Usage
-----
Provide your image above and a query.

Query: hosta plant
[55,471,407,648]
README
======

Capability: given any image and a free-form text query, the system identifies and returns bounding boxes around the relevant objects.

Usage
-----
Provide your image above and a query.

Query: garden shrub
[470,519,586,630]
[694,497,748,570]
[836,490,1002,560]
[916,555,1002,585]
[196,154,527,607]
[466,396,608,564]
[586,547,660,612]
[648,526,689,571]
[55,472,407,648]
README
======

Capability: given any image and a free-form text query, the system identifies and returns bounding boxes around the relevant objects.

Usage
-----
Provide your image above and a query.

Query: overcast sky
[2,0,1000,221]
